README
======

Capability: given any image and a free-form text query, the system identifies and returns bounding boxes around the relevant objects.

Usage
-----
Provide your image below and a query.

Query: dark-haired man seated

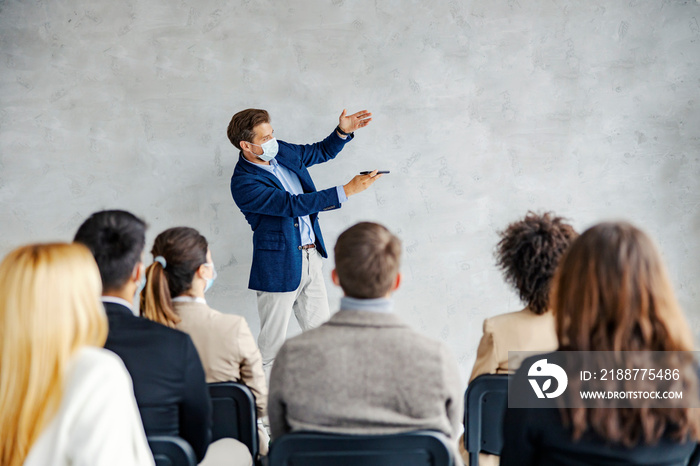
[268,222,463,463]
[74,210,218,464]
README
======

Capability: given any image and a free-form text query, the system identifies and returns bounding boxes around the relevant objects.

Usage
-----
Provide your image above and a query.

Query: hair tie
[154,256,167,269]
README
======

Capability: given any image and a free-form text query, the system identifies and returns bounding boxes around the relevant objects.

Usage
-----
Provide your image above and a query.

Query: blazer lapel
[276,152,316,193]
[235,154,284,190]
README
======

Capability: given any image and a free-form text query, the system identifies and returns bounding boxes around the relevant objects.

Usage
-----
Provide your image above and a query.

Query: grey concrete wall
[1,0,699,383]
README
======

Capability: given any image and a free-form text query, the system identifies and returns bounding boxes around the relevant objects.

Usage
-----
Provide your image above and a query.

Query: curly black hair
[495,211,577,315]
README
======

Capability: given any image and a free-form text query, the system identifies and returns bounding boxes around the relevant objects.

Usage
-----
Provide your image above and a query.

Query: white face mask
[249,138,278,162]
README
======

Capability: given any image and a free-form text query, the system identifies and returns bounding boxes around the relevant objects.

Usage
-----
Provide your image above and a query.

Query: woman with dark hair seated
[461,212,577,465]
[501,221,700,466]
[468,211,577,381]
[140,227,268,465]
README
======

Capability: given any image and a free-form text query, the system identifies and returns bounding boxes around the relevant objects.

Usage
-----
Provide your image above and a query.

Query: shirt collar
[172,296,207,305]
[101,296,137,316]
[241,153,278,172]
[340,296,394,313]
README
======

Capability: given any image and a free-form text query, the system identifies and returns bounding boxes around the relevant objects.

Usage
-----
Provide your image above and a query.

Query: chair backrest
[464,374,510,465]
[208,381,258,459]
[148,435,197,466]
[267,430,454,466]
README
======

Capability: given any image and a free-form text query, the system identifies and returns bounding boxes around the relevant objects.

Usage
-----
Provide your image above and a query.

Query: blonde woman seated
[462,212,577,465]
[141,227,269,461]
[0,243,153,466]
[501,222,700,465]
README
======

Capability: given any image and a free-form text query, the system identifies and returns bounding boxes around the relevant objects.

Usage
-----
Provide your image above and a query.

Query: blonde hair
[0,243,108,466]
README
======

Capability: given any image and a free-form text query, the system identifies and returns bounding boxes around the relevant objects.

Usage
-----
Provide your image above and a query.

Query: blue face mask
[250,138,278,162]
[203,263,217,293]
[136,265,146,297]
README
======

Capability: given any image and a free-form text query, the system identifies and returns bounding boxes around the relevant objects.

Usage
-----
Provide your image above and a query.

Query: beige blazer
[469,307,558,383]
[269,310,464,464]
[172,301,269,454]
[460,308,558,466]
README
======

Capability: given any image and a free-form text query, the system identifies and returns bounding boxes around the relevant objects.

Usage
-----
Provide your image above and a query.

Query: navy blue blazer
[103,302,212,462]
[230,129,353,292]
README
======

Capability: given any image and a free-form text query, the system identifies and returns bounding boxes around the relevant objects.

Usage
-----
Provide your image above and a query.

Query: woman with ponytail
[0,243,153,466]
[141,227,269,459]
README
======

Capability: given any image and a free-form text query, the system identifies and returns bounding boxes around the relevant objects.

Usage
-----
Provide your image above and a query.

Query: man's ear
[240,140,252,153]
[331,269,341,287]
[131,262,144,282]
[392,272,401,292]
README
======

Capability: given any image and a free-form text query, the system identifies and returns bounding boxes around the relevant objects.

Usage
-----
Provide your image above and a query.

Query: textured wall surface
[1,0,699,385]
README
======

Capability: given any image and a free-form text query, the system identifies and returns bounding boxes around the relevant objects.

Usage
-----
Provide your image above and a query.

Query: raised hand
[338,109,372,134]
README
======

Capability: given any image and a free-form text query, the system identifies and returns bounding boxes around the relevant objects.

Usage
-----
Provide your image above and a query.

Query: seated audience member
[141,226,269,458]
[501,222,700,466]
[269,222,464,462]
[0,243,154,466]
[462,212,577,465]
[469,211,577,381]
[74,210,213,463]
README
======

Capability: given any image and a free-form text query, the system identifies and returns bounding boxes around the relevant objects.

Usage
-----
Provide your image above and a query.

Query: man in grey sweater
[268,221,463,460]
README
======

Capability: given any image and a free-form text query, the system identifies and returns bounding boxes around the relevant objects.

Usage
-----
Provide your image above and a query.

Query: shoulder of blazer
[106,306,190,343]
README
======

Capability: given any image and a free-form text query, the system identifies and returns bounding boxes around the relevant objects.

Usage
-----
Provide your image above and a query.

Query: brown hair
[227,109,270,150]
[496,211,577,315]
[140,227,208,328]
[554,221,699,445]
[334,222,401,299]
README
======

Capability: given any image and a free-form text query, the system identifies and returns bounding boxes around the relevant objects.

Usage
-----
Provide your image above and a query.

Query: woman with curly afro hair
[468,212,577,382]
[468,211,577,382]
[460,212,577,466]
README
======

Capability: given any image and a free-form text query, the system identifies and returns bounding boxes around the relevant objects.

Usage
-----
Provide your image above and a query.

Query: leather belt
[299,244,315,250]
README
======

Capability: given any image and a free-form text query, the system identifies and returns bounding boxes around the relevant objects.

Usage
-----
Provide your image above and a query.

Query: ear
[391,272,401,292]
[240,140,253,153]
[331,269,341,287]
[131,262,144,283]
[195,263,208,279]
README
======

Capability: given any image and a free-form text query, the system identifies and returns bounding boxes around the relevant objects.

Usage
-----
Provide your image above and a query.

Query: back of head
[496,211,577,315]
[0,243,107,466]
[141,227,208,328]
[553,221,692,352]
[334,222,401,299]
[74,210,146,294]
[552,221,698,446]
[227,108,270,150]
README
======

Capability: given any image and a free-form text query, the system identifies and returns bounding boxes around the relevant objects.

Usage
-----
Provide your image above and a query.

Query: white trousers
[256,248,330,380]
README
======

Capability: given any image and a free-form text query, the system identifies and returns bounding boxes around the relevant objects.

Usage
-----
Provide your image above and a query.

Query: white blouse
[25,347,155,466]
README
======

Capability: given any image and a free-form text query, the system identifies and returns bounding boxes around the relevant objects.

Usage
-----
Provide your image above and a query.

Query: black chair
[267,430,454,466]
[148,435,197,466]
[208,382,259,459]
[464,374,510,466]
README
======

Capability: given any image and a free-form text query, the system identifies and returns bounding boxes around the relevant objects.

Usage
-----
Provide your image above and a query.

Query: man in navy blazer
[228,108,382,377]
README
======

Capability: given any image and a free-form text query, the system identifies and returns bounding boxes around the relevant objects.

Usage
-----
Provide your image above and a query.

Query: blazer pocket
[256,233,286,251]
